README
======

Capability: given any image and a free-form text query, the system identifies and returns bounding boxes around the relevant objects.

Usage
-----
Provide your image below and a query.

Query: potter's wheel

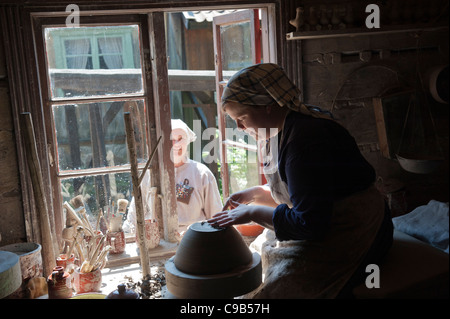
[165,222,262,298]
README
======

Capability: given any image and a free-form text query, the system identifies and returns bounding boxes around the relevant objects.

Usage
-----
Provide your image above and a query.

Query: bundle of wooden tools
[62,196,112,274]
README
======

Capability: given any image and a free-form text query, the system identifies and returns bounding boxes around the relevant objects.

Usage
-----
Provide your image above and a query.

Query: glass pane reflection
[45,25,143,100]
[220,21,253,73]
[61,171,133,231]
[53,100,148,171]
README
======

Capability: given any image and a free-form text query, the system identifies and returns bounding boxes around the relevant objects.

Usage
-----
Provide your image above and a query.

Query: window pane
[45,25,143,100]
[53,100,148,171]
[220,21,253,73]
[61,172,133,229]
[226,146,259,194]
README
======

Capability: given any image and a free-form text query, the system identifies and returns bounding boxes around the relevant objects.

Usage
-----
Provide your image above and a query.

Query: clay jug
[47,266,72,299]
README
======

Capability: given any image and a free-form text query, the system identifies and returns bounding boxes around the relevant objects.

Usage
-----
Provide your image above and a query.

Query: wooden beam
[148,12,179,243]
[124,112,150,278]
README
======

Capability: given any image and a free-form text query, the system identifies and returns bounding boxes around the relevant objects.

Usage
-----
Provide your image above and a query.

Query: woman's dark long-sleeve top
[272,111,376,241]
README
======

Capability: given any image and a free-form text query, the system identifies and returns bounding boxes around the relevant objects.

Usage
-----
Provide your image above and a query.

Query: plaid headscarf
[222,63,332,119]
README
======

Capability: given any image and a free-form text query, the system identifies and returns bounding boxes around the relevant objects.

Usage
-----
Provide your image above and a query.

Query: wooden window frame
[2,2,279,261]
[213,8,276,199]
[26,11,178,248]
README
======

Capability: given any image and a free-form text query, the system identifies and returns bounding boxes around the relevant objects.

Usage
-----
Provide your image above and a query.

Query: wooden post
[124,112,150,278]
[19,112,57,276]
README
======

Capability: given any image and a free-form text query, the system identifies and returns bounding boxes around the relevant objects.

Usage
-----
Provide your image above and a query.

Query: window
[47,24,147,228]
[35,16,158,244]
[46,26,143,100]
[27,6,276,265]
[213,9,275,199]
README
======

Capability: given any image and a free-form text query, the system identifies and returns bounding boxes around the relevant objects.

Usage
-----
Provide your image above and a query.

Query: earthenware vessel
[174,222,253,275]
[144,219,160,249]
[47,266,72,299]
[106,283,139,299]
[73,266,102,294]
[165,222,262,298]
[0,242,43,298]
[106,231,126,254]
[56,253,75,271]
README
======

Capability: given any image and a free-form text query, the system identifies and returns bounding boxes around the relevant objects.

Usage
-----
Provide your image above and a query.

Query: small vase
[56,253,75,271]
[106,230,126,254]
[47,266,72,299]
[73,266,102,294]
[143,219,160,249]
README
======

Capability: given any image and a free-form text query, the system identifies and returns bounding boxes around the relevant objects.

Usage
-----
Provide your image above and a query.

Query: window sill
[104,239,178,268]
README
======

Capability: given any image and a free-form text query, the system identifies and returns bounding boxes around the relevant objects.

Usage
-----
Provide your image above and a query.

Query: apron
[246,135,385,299]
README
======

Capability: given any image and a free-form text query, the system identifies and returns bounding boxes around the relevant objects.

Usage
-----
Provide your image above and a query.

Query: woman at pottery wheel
[208,63,393,299]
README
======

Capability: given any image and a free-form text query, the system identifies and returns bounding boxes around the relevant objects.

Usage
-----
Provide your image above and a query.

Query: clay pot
[165,222,262,298]
[174,222,253,275]
[73,266,102,294]
[142,219,160,249]
[106,283,139,299]
[234,223,265,237]
[47,266,72,299]
[106,231,126,254]
[0,243,43,299]
[56,253,75,271]
[84,230,104,246]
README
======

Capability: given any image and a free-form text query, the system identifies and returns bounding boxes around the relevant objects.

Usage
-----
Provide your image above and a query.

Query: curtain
[65,38,90,69]
[98,37,123,69]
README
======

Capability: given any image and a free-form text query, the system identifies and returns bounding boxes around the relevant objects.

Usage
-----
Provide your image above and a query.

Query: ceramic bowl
[234,223,265,237]
[174,222,253,275]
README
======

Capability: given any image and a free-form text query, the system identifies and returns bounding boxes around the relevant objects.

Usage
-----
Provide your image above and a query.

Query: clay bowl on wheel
[174,222,253,275]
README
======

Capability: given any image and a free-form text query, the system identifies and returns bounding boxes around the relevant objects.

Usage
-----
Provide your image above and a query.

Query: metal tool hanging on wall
[395,31,445,174]
[395,85,444,174]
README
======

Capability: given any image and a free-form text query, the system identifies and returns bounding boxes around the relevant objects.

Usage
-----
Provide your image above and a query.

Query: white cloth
[393,200,449,253]
[171,119,197,143]
[127,159,222,233]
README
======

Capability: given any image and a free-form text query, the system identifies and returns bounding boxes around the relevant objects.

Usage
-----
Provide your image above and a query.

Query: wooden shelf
[286,24,448,40]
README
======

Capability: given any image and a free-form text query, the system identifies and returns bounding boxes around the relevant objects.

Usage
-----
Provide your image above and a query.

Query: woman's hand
[209,200,253,228]
[208,200,275,230]
[222,190,255,211]
[222,185,278,211]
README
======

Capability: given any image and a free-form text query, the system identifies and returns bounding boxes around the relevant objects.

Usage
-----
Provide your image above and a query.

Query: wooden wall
[0,33,26,245]
[283,0,449,214]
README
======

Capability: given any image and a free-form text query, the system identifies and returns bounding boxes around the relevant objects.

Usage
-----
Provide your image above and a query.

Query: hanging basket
[396,154,443,174]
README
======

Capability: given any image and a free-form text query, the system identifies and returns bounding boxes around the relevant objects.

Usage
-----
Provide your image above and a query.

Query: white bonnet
[171,119,197,143]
